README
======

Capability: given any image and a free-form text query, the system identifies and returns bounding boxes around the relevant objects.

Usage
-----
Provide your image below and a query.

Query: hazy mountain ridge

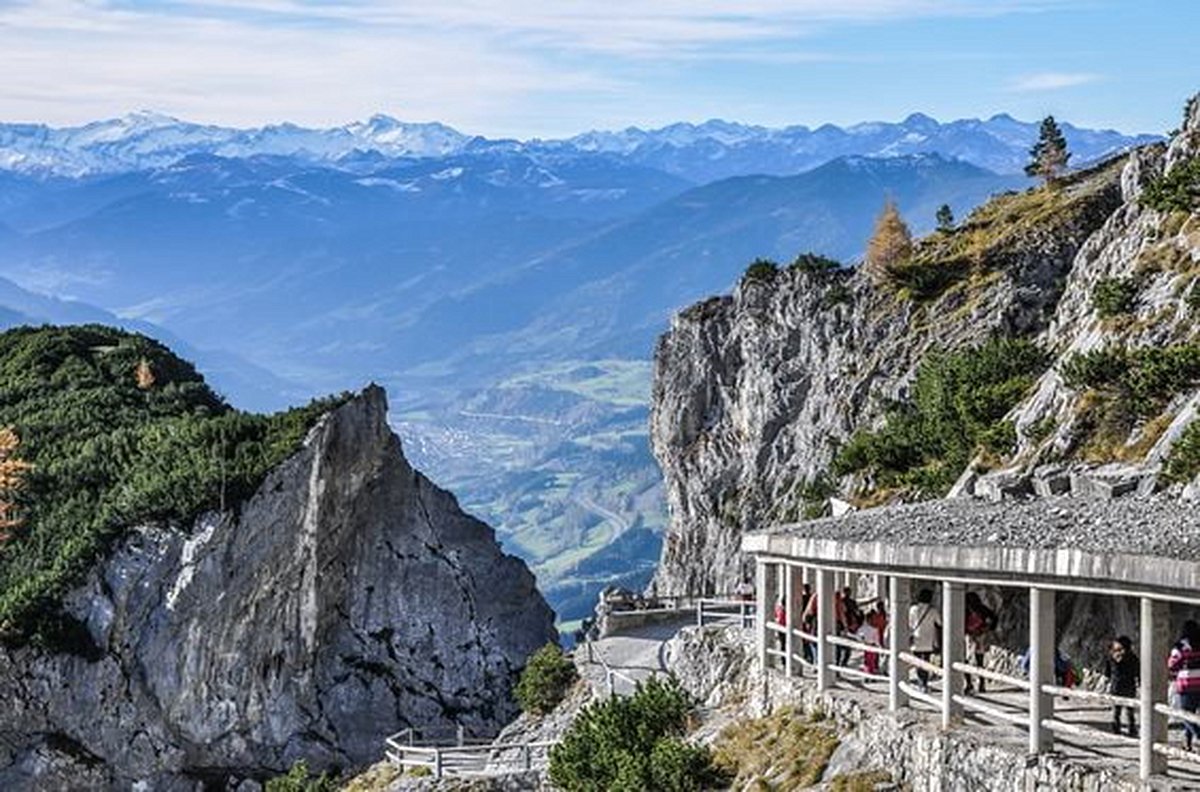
[0,111,1157,179]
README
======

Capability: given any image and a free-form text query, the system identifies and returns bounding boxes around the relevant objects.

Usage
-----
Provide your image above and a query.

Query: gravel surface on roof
[759,496,1200,561]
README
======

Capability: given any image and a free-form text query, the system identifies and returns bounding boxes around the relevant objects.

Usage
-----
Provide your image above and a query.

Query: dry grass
[712,707,840,792]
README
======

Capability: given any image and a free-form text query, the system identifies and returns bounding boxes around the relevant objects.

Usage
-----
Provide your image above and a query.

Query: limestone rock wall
[0,386,556,790]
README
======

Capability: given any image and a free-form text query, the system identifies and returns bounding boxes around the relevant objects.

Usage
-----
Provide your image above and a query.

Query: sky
[0,0,1197,137]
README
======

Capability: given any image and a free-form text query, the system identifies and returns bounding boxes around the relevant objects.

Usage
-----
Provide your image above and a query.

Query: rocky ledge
[0,385,556,791]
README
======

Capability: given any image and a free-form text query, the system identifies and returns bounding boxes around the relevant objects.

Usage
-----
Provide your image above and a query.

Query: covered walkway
[742,497,1200,786]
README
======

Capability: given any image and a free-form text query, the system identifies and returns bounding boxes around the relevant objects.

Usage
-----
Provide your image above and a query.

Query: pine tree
[0,427,32,544]
[1025,116,1071,183]
[936,204,954,231]
[864,198,914,283]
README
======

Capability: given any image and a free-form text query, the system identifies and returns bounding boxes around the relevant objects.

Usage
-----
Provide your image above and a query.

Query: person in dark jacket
[1105,635,1139,736]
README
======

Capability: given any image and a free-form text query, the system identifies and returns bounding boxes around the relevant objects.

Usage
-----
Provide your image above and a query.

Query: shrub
[1141,156,1200,213]
[1163,422,1200,485]
[515,643,578,715]
[820,283,854,309]
[0,325,347,643]
[884,257,967,300]
[743,258,780,283]
[265,760,337,792]
[1062,344,1200,418]
[1091,277,1140,318]
[833,339,1046,497]
[548,676,720,792]
[789,252,841,274]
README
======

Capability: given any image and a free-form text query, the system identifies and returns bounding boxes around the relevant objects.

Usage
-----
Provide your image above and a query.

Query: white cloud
[1009,72,1102,92]
[0,0,1080,132]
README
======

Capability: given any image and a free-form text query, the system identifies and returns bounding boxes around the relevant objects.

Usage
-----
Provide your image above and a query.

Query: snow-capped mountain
[0,112,471,176]
[0,112,1157,178]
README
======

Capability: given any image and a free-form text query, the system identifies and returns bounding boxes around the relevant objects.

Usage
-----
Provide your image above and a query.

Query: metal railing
[384,731,557,779]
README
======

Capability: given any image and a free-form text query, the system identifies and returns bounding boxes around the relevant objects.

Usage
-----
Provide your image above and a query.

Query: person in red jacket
[1168,620,1200,751]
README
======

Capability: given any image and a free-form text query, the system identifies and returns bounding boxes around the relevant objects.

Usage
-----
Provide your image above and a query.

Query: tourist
[835,589,854,667]
[801,585,816,663]
[861,601,888,676]
[1168,620,1200,751]
[735,578,754,601]
[773,596,787,658]
[963,591,997,694]
[1105,635,1139,737]
[909,588,941,692]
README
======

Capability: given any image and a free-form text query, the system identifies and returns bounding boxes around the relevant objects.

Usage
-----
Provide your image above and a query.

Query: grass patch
[890,161,1122,302]
[0,325,346,644]
[712,707,840,792]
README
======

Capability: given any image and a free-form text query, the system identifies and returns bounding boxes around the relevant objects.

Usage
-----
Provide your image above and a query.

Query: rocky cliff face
[996,99,1200,491]
[0,385,556,790]
[650,158,1126,596]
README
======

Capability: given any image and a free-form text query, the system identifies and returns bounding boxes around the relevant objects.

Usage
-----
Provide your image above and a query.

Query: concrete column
[784,563,795,677]
[755,559,768,671]
[942,581,965,728]
[816,567,834,691]
[1140,597,1169,781]
[1029,587,1055,754]
[889,576,910,712]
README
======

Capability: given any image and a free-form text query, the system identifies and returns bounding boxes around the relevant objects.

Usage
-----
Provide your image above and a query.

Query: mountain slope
[0,328,555,788]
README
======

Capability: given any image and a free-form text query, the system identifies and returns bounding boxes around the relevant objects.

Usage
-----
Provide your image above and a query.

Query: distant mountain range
[0,109,1155,625]
[0,111,1157,179]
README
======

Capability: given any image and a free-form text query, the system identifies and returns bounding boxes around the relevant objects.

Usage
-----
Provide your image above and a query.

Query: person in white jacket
[909,588,941,691]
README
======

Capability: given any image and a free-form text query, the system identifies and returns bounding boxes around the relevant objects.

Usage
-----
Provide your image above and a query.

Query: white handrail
[826,633,892,656]
[1154,702,1200,727]
[897,650,944,676]
[1039,684,1139,709]
[949,662,1030,691]
[1041,717,1138,745]
[950,693,1029,726]
[898,680,944,710]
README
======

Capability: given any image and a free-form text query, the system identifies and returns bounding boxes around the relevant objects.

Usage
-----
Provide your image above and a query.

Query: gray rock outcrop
[0,385,556,790]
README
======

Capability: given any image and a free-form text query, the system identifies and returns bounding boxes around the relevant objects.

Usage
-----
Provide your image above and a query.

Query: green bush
[548,676,721,792]
[788,252,841,274]
[515,643,578,715]
[820,283,854,309]
[265,760,337,792]
[1091,277,1140,318]
[885,257,967,300]
[1062,344,1200,418]
[0,325,347,643]
[1141,156,1200,213]
[742,258,780,283]
[833,339,1046,496]
[1164,422,1200,485]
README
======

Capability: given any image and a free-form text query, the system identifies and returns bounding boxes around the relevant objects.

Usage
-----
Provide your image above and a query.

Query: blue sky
[0,0,1196,136]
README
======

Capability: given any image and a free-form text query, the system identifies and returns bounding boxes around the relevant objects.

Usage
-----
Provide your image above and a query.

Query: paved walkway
[585,617,691,694]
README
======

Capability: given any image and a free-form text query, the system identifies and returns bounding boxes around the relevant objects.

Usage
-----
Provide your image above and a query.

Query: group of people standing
[770,582,1200,751]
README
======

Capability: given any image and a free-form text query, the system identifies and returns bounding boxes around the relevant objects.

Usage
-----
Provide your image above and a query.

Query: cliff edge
[0,384,556,790]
